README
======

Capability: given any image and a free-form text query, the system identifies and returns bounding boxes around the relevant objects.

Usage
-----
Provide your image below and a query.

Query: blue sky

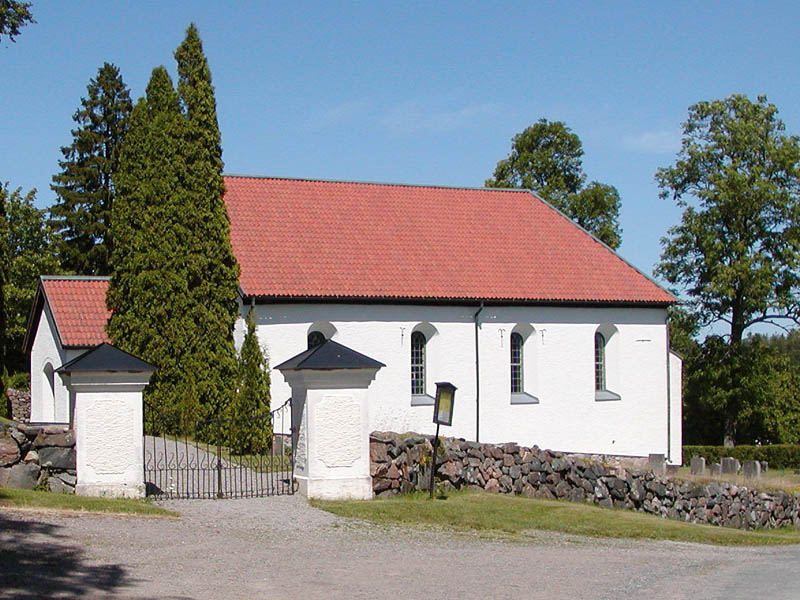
[2,1,800,281]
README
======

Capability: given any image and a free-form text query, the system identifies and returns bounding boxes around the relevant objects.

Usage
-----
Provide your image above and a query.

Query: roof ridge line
[223,173,530,194]
[41,275,111,281]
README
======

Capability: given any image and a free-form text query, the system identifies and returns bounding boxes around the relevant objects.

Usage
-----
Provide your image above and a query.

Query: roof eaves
[241,293,675,308]
[22,282,46,354]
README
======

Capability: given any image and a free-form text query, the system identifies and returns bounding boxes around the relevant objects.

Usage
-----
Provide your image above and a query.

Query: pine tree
[51,63,132,275]
[107,66,203,433]
[174,23,240,420]
[229,308,271,455]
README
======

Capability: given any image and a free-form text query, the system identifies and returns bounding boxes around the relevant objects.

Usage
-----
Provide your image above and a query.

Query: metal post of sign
[429,382,456,500]
[429,422,440,500]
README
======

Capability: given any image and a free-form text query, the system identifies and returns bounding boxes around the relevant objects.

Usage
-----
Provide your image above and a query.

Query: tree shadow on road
[0,513,130,598]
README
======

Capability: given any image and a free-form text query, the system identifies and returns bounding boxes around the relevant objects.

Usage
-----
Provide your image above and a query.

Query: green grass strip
[0,487,177,517]
[314,491,800,546]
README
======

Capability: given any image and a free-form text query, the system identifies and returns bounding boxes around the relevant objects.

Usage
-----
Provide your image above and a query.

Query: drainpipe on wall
[474,301,484,443]
[665,313,671,464]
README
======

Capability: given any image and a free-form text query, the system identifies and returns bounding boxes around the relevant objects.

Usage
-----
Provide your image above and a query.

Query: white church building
[24,176,682,464]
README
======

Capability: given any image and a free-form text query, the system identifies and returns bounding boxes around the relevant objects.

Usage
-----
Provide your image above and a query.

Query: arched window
[594,332,606,391]
[43,362,56,421]
[510,332,523,394]
[307,331,326,349]
[411,331,426,395]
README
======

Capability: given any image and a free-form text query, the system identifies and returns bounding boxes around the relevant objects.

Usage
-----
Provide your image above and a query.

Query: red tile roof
[30,177,674,350]
[225,176,675,305]
[40,277,111,348]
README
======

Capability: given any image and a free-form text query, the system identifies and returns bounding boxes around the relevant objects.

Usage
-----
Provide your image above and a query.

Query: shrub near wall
[371,432,800,531]
[683,446,800,470]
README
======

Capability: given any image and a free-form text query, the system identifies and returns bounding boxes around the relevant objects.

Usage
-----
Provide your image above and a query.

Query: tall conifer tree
[174,23,240,419]
[107,67,203,433]
[51,63,132,275]
[229,308,271,454]
[108,25,240,434]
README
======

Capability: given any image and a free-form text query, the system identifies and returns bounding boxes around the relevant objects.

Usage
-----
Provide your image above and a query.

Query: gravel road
[2,495,799,599]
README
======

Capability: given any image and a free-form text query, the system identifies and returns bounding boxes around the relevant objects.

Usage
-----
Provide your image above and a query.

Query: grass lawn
[0,487,177,517]
[314,491,800,546]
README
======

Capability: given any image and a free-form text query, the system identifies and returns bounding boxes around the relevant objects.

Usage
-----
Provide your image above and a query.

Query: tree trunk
[723,413,736,448]
[724,303,746,448]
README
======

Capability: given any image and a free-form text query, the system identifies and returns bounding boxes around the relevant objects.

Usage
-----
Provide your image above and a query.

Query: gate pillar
[57,343,155,498]
[276,340,384,500]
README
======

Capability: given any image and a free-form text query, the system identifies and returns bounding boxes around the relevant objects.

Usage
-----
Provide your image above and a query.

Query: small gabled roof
[224,175,675,306]
[275,339,385,371]
[56,343,155,374]
[23,276,111,353]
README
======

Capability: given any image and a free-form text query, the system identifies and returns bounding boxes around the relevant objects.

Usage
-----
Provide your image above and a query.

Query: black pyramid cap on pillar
[56,342,156,374]
[275,339,385,371]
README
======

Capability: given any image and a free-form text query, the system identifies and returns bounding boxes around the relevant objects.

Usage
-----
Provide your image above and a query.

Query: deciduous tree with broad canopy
[486,119,622,249]
[1,185,60,375]
[657,94,800,446]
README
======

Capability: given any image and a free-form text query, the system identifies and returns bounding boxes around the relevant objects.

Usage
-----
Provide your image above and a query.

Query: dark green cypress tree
[229,308,271,455]
[109,25,241,436]
[107,66,203,433]
[51,63,132,275]
[174,23,240,420]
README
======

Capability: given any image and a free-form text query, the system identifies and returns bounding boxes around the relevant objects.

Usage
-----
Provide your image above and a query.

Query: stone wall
[370,432,800,531]
[7,388,31,423]
[0,421,76,493]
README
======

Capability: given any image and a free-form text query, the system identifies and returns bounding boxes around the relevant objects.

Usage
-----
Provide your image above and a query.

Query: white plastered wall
[241,303,682,460]
[30,303,85,423]
[669,351,683,464]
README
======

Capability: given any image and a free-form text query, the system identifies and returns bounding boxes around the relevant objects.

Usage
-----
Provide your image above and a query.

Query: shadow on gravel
[0,514,131,598]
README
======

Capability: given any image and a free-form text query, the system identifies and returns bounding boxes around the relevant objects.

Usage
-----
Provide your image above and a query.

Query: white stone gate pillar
[276,339,384,500]
[57,343,155,498]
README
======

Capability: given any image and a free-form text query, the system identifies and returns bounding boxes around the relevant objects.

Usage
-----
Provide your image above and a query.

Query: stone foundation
[0,421,76,493]
[370,432,800,531]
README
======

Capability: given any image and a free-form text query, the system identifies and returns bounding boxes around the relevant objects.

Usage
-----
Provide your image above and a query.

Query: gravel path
[2,495,799,599]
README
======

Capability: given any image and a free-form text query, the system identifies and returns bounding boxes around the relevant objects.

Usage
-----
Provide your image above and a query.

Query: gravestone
[721,457,741,475]
[742,460,761,479]
[760,461,768,473]
[648,453,666,476]
[690,456,706,476]
[710,463,722,477]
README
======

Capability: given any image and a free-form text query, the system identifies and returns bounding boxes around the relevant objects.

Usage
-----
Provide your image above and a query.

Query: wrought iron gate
[144,399,293,499]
